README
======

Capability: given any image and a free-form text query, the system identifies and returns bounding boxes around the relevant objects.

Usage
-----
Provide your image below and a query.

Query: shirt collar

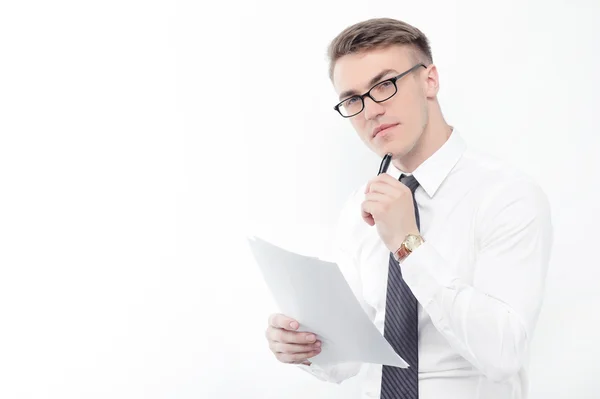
[387,128,466,198]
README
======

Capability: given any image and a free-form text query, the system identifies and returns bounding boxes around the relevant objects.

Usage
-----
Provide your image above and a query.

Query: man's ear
[424,64,439,98]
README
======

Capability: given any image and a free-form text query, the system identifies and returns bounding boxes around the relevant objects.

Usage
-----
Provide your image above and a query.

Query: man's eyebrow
[338,69,399,101]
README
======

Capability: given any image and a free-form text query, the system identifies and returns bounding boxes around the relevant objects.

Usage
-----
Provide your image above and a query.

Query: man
[265,17,553,399]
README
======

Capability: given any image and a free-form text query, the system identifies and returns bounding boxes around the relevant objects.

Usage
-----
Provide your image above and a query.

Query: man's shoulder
[459,147,551,223]
[460,146,545,193]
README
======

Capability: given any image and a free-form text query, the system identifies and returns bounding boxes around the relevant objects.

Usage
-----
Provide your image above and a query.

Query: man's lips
[372,123,399,138]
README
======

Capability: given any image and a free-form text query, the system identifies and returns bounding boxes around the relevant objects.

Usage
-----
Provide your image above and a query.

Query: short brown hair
[327,18,433,80]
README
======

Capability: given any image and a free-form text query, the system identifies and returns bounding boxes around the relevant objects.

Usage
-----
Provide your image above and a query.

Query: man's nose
[363,96,385,120]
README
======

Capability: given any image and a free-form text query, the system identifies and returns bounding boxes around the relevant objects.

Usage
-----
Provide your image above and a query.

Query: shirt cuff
[296,362,330,382]
[399,241,460,308]
[296,361,361,384]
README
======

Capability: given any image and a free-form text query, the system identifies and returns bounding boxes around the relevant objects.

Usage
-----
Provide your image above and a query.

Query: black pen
[377,153,392,176]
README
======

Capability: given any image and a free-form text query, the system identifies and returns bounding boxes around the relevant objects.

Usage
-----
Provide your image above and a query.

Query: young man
[265,17,553,399]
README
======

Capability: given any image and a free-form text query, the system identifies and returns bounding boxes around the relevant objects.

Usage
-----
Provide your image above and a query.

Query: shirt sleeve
[297,187,371,383]
[400,177,553,382]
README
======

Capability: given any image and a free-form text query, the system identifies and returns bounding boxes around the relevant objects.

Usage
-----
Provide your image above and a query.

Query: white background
[0,0,598,398]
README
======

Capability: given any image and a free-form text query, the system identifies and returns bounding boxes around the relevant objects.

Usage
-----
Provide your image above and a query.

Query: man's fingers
[367,181,398,196]
[365,173,403,194]
[266,326,317,344]
[364,192,388,204]
[268,313,299,330]
[277,329,318,344]
[362,197,385,223]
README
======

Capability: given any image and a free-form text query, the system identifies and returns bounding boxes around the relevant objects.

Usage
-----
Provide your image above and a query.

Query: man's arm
[400,177,553,382]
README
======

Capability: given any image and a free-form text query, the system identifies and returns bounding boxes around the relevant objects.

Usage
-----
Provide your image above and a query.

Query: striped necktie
[380,174,420,399]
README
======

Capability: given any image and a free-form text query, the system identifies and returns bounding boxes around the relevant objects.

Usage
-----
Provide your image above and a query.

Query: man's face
[332,45,430,159]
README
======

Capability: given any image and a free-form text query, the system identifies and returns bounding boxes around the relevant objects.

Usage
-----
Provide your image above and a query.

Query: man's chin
[373,143,405,158]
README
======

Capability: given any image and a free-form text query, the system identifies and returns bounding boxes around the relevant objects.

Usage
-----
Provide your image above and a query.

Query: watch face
[405,234,423,250]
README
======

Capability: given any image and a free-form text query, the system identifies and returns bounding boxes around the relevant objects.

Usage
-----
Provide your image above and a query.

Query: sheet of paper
[247,235,409,369]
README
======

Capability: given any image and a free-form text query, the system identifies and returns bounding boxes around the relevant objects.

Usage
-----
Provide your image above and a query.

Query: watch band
[394,243,411,262]
[393,233,424,262]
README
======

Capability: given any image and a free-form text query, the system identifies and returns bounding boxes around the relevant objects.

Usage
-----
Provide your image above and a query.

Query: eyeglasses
[333,63,427,118]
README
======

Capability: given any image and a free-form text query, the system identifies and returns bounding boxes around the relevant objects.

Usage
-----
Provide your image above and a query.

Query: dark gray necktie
[380,174,420,399]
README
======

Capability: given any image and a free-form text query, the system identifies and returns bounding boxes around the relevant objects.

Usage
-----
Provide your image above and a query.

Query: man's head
[328,18,443,165]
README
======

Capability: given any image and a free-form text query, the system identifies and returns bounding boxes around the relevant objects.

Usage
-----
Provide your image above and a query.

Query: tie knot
[400,174,420,194]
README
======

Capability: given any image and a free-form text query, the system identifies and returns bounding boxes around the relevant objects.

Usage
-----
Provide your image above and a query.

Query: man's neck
[393,122,453,173]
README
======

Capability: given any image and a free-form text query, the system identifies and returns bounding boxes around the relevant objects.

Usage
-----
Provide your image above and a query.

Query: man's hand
[265,313,321,365]
[361,173,419,252]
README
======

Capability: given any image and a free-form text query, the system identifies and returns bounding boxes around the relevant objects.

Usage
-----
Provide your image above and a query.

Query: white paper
[247,235,409,369]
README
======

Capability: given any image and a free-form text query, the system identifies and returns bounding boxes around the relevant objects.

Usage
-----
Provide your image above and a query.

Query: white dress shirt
[299,129,553,399]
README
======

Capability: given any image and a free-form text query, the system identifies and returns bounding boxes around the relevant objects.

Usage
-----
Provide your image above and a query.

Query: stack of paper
[247,235,408,369]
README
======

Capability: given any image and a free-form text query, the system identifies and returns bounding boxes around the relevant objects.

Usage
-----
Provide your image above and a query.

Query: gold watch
[393,233,425,262]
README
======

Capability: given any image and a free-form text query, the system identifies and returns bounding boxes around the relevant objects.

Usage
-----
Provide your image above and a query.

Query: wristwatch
[393,233,425,262]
